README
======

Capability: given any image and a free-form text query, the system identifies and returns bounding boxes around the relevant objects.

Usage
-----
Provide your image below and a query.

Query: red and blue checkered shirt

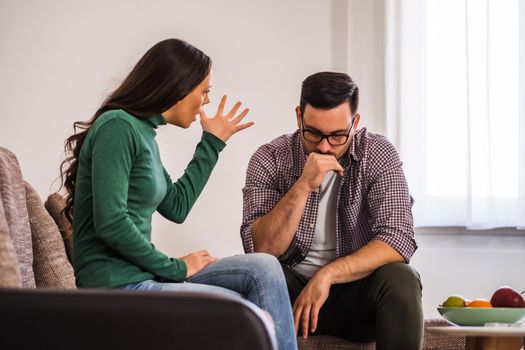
[241,128,417,267]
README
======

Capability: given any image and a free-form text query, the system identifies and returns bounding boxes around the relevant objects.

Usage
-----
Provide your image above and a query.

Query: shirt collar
[291,128,366,178]
[145,114,167,129]
[348,127,365,162]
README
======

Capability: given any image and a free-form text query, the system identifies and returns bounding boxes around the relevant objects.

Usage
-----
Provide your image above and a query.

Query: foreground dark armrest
[0,287,277,350]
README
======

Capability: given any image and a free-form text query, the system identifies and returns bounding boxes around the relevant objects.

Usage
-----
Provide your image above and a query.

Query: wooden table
[426,326,525,350]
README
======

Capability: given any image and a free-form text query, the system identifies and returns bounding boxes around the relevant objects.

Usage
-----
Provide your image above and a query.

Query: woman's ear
[295,106,301,129]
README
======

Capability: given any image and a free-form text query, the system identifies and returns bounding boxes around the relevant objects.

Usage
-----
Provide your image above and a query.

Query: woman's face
[162,70,212,128]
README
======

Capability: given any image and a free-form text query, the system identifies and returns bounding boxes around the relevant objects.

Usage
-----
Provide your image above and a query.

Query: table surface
[426,326,525,337]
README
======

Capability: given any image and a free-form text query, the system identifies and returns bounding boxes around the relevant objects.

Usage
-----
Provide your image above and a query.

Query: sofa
[0,146,465,349]
[0,146,277,350]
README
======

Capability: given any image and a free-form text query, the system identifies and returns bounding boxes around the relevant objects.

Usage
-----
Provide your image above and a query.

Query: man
[241,72,423,350]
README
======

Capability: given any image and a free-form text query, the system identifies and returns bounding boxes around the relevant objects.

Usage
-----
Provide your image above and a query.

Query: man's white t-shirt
[293,171,339,279]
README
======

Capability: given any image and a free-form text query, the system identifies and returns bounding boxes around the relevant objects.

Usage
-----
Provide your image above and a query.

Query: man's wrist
[293,178,313,195]
[315,265,337,286]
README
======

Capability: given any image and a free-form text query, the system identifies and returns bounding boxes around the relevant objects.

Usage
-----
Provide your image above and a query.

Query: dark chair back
[0,288,278,350]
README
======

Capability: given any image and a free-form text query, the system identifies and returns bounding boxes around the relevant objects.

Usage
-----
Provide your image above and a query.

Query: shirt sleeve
[90,118,187,282]
[240,144,283,253]
[157,131,226,223]
[365,137,418,262]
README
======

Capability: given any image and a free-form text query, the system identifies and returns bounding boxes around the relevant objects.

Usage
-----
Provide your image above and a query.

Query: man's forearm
[316,240,405,285]
[252,181,310,257]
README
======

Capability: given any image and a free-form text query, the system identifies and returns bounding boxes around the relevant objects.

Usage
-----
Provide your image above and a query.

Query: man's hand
[180,250,217,278]
[297,152,344,193]
[199,95,253,142]
[293,273,332,339]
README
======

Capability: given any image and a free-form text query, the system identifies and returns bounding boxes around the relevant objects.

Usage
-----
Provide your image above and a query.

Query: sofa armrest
[0,287,277,350]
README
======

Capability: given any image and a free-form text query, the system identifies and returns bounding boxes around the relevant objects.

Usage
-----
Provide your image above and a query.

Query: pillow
[0,192,22,287]
[25,181,75,289]
[45,192,73,265]
[0,147,35,287]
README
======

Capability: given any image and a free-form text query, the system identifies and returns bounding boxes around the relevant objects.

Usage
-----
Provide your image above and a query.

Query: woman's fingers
[234,121,255,133]
[193,249,210,256]
[199,255,217,270]
[216,97,245,121]
[201,96,252,142]
[227,101,242,119]
[231,108,250,124]
[217,95,227,116]
[231,108,253,133]
[182,249,211,261]
[183,252,217,278]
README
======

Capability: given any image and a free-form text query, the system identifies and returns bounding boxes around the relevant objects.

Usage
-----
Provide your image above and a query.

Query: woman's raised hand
[180,249,217,278]
[199,95,254,142]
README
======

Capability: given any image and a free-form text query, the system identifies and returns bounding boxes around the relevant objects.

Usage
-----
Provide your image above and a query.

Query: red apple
[490,286,525,308]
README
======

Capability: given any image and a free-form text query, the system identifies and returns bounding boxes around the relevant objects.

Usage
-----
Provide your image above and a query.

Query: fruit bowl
[438,307,525,326]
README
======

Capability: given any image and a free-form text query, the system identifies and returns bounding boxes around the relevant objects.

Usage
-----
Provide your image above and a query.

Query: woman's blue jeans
[120,253,298,350]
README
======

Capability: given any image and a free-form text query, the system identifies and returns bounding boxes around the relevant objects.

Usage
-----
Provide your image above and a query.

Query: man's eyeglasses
[300,116,356,146]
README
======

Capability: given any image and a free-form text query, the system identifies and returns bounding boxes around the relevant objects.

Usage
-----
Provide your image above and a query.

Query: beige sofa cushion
[0,191,22,287]
[45,192,73,265]
[25,182,75,289]
[0,147,35,287]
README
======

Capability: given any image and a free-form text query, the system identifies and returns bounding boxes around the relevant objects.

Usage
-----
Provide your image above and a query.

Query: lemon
[442,295,467,307]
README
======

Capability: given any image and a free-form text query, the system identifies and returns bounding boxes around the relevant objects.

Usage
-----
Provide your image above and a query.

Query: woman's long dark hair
[60,38,212,223]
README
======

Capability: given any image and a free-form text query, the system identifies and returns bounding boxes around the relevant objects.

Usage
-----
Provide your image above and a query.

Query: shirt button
[309,223,315,229]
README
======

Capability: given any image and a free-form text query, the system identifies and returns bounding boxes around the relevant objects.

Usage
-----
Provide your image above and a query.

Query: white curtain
[385,0,525,229]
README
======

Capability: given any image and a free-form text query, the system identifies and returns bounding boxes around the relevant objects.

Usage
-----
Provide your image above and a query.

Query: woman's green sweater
[72,109,225,288]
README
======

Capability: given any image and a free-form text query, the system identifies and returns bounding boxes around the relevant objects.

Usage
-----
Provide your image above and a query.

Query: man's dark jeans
[282,262,423,350]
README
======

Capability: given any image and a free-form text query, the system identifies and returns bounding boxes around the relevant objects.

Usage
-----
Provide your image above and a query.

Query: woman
[60,38,297,350]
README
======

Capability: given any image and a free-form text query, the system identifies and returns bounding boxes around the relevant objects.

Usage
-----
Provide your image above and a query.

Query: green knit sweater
[72,109,225,288]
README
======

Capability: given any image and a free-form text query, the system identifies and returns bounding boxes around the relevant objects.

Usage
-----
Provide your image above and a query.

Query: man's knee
[372,262,422,302]
[371,263,423,349]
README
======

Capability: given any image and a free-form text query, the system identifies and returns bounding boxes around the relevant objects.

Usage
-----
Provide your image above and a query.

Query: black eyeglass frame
[300,115,356,146]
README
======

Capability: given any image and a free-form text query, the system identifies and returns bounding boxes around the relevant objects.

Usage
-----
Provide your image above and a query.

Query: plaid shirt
[241,128,417,267]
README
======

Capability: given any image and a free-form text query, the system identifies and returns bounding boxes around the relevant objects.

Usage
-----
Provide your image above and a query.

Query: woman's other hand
[199,95,254,142]
[180,249,217,278]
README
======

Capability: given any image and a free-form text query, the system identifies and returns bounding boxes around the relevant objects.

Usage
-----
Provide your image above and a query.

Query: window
[386,0,524,229]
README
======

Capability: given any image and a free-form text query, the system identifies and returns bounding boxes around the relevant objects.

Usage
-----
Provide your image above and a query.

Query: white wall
[0,0,333,259]
[1,0,523,319]
[332,0,387,134]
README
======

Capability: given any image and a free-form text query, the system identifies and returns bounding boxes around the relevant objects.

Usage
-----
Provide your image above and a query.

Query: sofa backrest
[0,188,22,287]
[25,181,75,288]
[0,147,35,287]
[45,192,74,264]
[0,146,75,289]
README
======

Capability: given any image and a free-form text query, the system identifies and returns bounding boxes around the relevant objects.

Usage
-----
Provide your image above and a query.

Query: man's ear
[353,113,361,131]
[295,106,301,129]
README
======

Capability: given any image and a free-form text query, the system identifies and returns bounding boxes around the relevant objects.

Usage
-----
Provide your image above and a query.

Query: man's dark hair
[300,72,359,116]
